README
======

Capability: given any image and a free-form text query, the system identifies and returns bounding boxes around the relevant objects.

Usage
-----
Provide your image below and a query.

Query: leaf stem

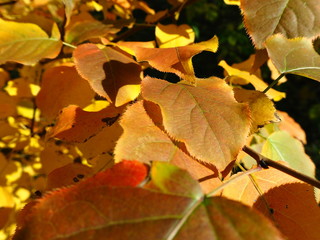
[262,73,285,93]
[62,42,76,49]
[206,166,263,197]
[242,145,320,189]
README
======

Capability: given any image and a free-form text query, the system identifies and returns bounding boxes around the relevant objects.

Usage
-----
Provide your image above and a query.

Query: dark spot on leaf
[269,208,274,214]
[71,124,75,128]
[101,114,120,126]
[55,140,63,146]
[74,157,82,163]
[77,174,84,179]
[285,205,288,209]
[73,177,79,182]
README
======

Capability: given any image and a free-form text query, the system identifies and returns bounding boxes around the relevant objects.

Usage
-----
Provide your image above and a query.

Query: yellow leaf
[0,19,62,65]
[155,24,195,48]
[219,60,286,101]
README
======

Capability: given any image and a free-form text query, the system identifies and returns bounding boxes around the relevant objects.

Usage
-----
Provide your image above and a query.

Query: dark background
[130,0,320,177]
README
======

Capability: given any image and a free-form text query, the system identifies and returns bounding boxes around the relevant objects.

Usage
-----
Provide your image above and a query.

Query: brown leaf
[73,43,142,106]
[0,92,16,118]
[141,77,251,172]
[240,0,320,48]
[47,105,121,143]
[36,66,95,121]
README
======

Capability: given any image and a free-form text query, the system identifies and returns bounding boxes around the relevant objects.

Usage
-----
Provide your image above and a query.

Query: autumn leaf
[73,43,142,106]
[46,163,93,190]
[261,131,315,178]
[0,92,16,118]
[135,36,218,83]
[240,0,320,48]
[155,23,195,48]
[221,165,320,240]
[14,162,284,240]
[219,60,286,101]
[265,34,320,81]
[141,76,250,172]
[114,100,220,192]
[36,66,95,121]
[0,19,62,65]
[234,88,278,133]
[46,105,121,143]
[277,111,306,144]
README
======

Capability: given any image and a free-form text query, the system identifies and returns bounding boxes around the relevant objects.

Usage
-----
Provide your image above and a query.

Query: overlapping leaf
[261,131,315,177]
[0,19,62,65]
[135,36,218,83]
[14,161,284,240]
[155,24,195,48]
[221,167,320,240]
[36,66,95,120]
[141,77,251,172]
[240,0,320,48]
[73,43,142,106]
[265,34,320,81]
[219,60,286,101]
[114,100,220,192]
[46,105,121,143]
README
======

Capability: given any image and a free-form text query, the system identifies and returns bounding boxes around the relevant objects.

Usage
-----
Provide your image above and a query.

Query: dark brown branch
[243,145,320,189]
[0,0,17,6]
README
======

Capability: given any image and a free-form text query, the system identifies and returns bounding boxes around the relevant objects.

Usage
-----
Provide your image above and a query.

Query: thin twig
[243,145,320,189]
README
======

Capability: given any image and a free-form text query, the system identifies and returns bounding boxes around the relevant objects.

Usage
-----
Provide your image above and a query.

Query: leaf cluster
[0,0,319,239]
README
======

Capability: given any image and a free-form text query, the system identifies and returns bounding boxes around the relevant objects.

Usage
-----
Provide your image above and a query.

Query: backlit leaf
[14,162,284,240]
[141,77,251,172]
[277,111,306,144]
[219,60,286,101]
[240,0,320,48]
[73,43,142,106]
[221,166,320,240]
[135,36,218,83]
[0,19,62,65]
[36,66,95,121]
[114,100,219,192]
[234,89,278,133]
[265,34,320,81]
[155,24,195,48]
[261,131,315,177]
[47,105,121,143]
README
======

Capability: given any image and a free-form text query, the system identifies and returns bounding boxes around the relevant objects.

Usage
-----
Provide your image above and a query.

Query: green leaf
[0,19,62,65]
[265,34,320,81]
[261,131,316,178]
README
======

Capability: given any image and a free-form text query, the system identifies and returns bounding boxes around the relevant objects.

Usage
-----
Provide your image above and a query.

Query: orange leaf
[47,105,120,143]
[0,92,16,118]
[141,77,250,172]
[73,43,142,106]
[36,66,95,121]
[114,100,219,192]
[221,166,320,240]
[277,111,306,144]
[135,36,218,83]
[240,0,320,48]
[46,163,93,190]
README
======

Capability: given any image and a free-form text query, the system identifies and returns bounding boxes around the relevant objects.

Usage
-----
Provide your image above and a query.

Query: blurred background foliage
[133,0,320,176]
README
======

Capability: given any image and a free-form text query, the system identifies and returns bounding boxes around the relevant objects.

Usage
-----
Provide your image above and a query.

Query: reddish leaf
[141,77,251,172]
[36,66,95,120]
[73,43,142,106]
[47,105,121,143]
[46,163,93,190]
[14,162,283,240]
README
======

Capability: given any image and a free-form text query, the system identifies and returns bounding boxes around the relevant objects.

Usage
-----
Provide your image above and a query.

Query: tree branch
[242,145,320,189]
